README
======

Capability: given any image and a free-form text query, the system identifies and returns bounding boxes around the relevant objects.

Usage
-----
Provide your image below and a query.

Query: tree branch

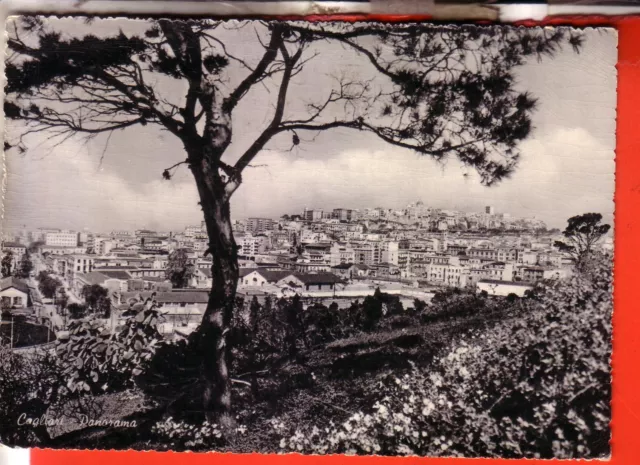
[223,25,284,113]
[158,20,203,126]
[228,40,304,196]
[278,119,485,157]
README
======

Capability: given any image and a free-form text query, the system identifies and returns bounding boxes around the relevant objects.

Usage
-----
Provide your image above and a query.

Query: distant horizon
[2,200,582,237]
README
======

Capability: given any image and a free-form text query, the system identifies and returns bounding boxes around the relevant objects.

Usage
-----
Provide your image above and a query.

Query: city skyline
[1,187,609,236]
[4,201,554,237]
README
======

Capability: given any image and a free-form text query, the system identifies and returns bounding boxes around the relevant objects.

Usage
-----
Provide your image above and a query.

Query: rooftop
[241,269,292,283]
[305,243,332,249]
[2,242,25,249]
[135,276,169,282]
[99,256,147,260]
[331,263,355,270]
[117,290,210,305]
[478,279,533,287]
[94,265,138,270]
[99,270,134,280]
[77,271,109,285]
[0,277,30,294]
[290,272,342,284]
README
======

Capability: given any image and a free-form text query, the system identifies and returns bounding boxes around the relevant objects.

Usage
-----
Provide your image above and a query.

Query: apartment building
[246,218,276,234]
[330,242,356,266]
[380,241,399,265]
[45,231,79,247]
[237,234,269,257]
[332,208,354,221]
[302,208,324,222]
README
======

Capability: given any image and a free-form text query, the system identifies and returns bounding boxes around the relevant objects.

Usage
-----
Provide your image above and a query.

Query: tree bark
[185,94,238,426]
[248,297,260,400]
[189,160,239,428]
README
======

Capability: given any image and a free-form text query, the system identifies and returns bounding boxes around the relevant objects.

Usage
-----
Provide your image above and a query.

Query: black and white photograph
[0,17,615,458]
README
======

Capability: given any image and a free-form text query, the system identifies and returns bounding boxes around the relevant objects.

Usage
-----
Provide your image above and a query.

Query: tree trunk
[189,154,239,429]
[248,297,260,400]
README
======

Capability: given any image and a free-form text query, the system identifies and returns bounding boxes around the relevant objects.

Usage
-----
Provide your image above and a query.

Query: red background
[29,13,640,465]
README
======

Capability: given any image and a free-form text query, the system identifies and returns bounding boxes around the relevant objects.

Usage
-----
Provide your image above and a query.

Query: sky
[1,19,617,233]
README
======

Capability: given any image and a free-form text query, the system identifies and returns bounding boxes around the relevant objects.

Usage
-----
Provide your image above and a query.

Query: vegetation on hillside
[0,253,612,458]
[277,253,612,458]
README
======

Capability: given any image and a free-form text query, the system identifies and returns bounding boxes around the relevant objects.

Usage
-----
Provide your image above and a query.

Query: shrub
[506,293,519,303]
[413,298,428,313]
[37,272,62,299]
[149,417,225,451]
[56,295,163,396]
[67,303,88,320]
[136,337,200,405]
[383,314,415,330]
[302,302,363,345]
[303,303,343,345]
[419,288,522,324]
[0,346,62,446]
[377,290,405,317]
[362,292,383,330]
[148,417,247,451]
[278,255,612,458]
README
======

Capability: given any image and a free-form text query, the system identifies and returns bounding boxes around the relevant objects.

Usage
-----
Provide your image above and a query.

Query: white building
[0,277,30,309]
[41,245,86,255]
[97,239,116,256]
[330,243,356,266]
[189,268,213,289]
[184,225,204,238]
[237,234,269,257]
[45,231,78,247]
[381,241,399,265]
[424,262,469,288]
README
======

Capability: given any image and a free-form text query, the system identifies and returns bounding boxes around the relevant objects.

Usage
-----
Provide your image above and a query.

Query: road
[31,253,82,304]
[58,278,82,304]
[28,254,83,332]
[31,252,48,275]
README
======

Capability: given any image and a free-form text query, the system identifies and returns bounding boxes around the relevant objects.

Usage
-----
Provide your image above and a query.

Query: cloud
[2,125,614,234]
[3,146,201,232]
[232,126,614,228]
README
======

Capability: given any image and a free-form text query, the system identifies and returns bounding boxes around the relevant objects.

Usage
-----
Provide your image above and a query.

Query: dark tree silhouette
[27,240,44,254]
[4,17,581,424]
[37,271,62,299]
[80,284,110,317]
[67,302,89,319]
[166,248,196,288]
[1,252,14,278]
[554,213,611,271]
[15,251,34,279]
[55,287,69,315]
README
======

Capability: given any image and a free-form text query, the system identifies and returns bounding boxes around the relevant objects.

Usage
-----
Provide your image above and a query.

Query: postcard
[0,17,616,458]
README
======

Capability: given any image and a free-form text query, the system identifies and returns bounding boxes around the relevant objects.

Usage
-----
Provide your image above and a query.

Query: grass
[48,304,519,451]
[47,390,150,439]
[222,309,519,453]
